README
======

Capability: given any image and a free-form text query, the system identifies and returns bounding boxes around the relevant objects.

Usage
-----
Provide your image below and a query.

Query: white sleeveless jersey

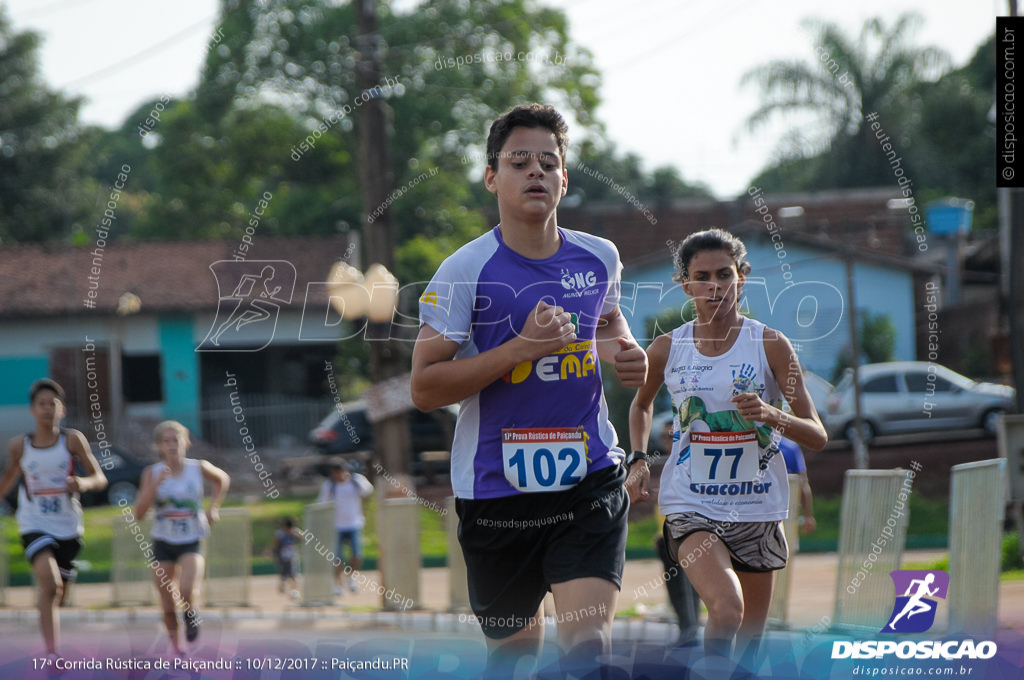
[658,318,790,521]
[17,433,83,538]
[151,459,208,544]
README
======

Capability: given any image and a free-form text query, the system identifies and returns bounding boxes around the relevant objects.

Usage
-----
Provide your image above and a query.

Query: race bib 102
[502,428,587,492]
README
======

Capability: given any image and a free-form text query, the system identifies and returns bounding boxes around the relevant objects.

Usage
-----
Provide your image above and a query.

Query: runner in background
[652,420,702,646]
[0,379,107,656]
[134,420,229,654]
[778,436,816,535]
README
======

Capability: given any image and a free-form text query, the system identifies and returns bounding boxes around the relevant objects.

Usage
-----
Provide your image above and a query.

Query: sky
[3,0,1000,198]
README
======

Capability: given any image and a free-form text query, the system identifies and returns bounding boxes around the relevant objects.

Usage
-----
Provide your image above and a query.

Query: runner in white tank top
[628,229,827,666]
[0,379,107,656]
[133,420,229,655]
[150,458,208,544]
[17,432,84,540]
[657,317,790,521]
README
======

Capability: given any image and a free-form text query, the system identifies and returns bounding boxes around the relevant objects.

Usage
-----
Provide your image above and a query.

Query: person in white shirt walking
[317,462,373,596]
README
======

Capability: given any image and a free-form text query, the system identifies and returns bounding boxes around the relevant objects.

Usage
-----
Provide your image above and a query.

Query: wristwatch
[625,450,649,468]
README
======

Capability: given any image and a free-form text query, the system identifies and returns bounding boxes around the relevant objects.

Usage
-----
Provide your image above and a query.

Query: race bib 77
[689,430,759,484]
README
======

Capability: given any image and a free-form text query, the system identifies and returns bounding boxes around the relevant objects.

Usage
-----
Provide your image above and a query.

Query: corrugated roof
[0,236,354,319]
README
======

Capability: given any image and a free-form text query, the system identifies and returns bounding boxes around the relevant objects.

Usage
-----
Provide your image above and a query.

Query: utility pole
[356,0,411,477]
[845,251,869,469]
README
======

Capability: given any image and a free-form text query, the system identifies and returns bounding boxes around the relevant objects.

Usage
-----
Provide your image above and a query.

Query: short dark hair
[672,228,751,282]
[486,104,569,171]
[29,378,65,403]
[283,516,295,529]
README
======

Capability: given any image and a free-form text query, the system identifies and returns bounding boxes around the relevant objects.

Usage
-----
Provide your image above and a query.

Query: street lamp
[327,261,399,337]
[326,261,410,474]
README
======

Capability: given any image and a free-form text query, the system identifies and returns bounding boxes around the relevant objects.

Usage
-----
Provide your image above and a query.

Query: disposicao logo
[882,569,948,634]
[831,569,998,661]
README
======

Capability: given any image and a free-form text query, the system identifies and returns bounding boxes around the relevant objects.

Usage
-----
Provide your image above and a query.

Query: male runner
[411,103,648,676]
[0,379,107,655]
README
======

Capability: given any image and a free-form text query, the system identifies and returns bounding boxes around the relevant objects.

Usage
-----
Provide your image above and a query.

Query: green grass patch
[1,493,452,583]
[0,493,999,583]
[799,494,950,544]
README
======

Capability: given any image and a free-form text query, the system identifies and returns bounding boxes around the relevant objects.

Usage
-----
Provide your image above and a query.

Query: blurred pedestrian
[271,516,301,599]
[653,419,702,645]
[317,462,373,596]
[778,436,816,535]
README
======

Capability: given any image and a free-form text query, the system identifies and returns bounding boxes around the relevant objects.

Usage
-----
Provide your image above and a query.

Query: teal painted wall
[0,357,49,406]
[158,317,199,432]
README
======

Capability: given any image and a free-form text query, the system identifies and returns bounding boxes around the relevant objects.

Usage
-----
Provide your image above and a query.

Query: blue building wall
[620,240,916,381]
[0,357,49,406]
[158,316,200,432]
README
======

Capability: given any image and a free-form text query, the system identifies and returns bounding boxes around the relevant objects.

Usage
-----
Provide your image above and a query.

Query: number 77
[704,447,744,480]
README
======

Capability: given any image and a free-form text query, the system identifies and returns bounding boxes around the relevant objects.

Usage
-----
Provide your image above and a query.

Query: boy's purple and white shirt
[419,225,625,499]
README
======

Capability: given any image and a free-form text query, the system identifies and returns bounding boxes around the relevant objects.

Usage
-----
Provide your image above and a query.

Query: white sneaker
[333,585,343,596]
[348,580,358,594]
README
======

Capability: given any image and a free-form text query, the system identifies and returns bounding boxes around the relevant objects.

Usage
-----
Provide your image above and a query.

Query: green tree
[570,139,710,206]
[903,35,996,231]
[831,310,896,382]
[0,9,95,243]
[185,0,607,276]
[742,13,949,190]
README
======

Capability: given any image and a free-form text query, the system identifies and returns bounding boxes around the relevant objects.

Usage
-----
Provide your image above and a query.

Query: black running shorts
[21,532,82,582]
[455,462,628,639]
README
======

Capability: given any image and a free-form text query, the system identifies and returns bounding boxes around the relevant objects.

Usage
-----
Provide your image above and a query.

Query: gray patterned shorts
[663,512,788,572]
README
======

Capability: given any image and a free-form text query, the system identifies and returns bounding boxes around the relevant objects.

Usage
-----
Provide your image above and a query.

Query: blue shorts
[336,529,363,561]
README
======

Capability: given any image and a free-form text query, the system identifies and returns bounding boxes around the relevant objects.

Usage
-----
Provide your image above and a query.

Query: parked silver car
[826,361,1016,442]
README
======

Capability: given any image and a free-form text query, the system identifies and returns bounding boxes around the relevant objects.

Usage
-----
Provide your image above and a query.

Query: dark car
[309,401,457,472]
[87,446,148,506]
[2,444,146,511]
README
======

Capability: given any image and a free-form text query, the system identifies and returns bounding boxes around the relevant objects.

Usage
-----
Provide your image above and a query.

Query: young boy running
[0,379,108,656]
[411,104,648,675]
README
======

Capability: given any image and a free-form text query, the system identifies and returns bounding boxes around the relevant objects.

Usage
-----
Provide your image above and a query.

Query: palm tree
[741,13,949,189]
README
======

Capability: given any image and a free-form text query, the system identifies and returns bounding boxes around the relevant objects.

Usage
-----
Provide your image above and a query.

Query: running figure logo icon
[198,261,296,351]
[882,570,949,634]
